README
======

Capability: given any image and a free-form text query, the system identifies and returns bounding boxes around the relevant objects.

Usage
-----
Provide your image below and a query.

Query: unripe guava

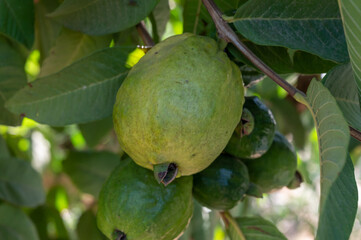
[113,33,244,184]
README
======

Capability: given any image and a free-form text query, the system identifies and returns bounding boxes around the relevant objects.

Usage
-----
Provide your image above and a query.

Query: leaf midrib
[8,70,128,108]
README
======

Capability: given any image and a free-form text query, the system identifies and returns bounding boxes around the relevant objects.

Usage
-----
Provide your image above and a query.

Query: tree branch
[202,0,361,143]
[136,22,155,46]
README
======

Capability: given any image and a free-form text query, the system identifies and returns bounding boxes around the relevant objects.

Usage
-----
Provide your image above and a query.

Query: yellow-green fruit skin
[113,33,244,176]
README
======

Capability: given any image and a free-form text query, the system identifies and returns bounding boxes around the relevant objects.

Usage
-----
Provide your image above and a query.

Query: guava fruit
[225,96,276,159]
[113,33,244,185]
[97,157,193,240]
[193,154,249,210]
[244,132,297,193]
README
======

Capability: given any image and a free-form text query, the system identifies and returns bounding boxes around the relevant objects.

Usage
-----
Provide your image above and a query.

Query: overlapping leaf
[295,79,353,240]
[78,116,113,148]
[39,28,112,77]
[0,204,39,240]
[0,157,45,207]
[48,0,159,35]
[338,0,361,108]
[225,213,287,240]
[0,36,27,126]
[0,0,34,48]
[316,155,358,240]
[6,47,132,126]
[77,210,107,240]
[322,63,361,131]
[232,0,349,63]
[63,151,120,197]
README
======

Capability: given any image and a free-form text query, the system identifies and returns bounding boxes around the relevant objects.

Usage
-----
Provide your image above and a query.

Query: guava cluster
[97,34,299,240]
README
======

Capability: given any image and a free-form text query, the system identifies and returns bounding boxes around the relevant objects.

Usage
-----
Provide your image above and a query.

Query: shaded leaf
[322,63,361,131]
[316,155,358,240]
[294,80,350,239]
[338,0,361,108]
[34,0,62,63]
[233,0,349,63]
[30,206,70,240]
[152,0,170,41]
[0,157,45,207]
[0,0,34,48]
[0,135,10,158]
[48,0,159,35]
[224,212,287,240]
[63,151,120,197]
[77,210,107,240]
[6,47,131,126]
[78,116,113,148]
[39,28,112,77]
[0,36,27,126]
[0,204,39,240]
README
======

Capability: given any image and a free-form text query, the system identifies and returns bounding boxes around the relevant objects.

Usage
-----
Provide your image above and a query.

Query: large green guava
[244,132,297,193]
[113,33,244,185]
[193,154,250,210]
[97,157,193,240]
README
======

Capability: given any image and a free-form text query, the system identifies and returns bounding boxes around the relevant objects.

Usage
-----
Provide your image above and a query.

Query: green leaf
[0,135,10,158]
[294,79,350,239]
[34,0,63,63]
[233,0,349,63]
[39,28,112,77]
[77,210,107,240]
[6,47,131,126]
[316,155,358,240]
[228,42,337,74]
[0,0,34,48]
[338,0,361,109]
[78,116,113,148]
[0,157,45,207]
[0,36,27,126]
[29,206,70,240]
[48,0,159,35]
[322,63,361,131]
[224,212,287,240]
[0,204,39,240]
[63,151,120,197]
[152,0,170,41]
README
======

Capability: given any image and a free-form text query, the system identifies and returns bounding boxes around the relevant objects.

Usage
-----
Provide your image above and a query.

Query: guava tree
[0,0,360,240]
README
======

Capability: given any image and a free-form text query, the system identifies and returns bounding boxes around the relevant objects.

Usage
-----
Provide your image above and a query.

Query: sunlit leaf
[6,47,132,126]
[0,204,39,240]
[48,0,159,35]
[0,157,45,207]
[39,28,112,77]
[0,0,34,48]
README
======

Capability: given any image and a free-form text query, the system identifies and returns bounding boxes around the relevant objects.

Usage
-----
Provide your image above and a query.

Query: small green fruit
[97,158,193,240]
[226,96,276,159]
[113,33,244,184]
[244,132,297,193]
[193,154,250,210]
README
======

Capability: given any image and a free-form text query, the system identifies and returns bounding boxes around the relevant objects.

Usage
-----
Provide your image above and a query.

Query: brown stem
[201,0,361,143]
[136,22,155,47]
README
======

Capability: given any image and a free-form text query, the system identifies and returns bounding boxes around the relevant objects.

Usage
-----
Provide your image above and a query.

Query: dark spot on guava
[191,153,196,157]
[112,229,126,240]
[27,83,33,88]
[185,80,189,83]
[155,51,158,55]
